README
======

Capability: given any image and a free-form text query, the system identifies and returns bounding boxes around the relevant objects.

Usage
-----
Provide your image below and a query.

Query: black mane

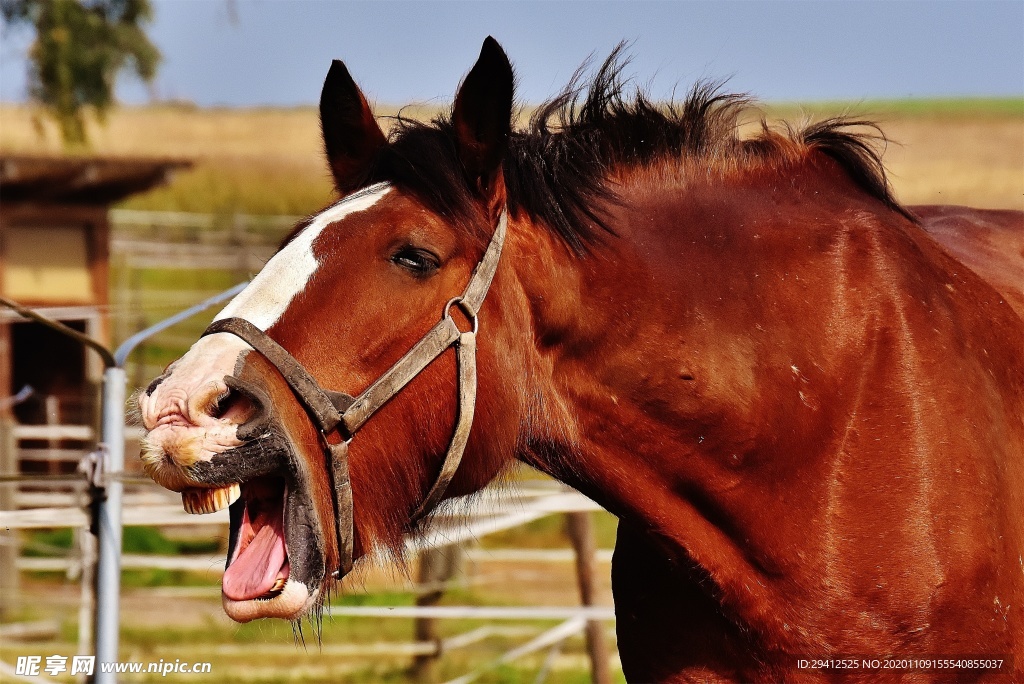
[363,47,913,254]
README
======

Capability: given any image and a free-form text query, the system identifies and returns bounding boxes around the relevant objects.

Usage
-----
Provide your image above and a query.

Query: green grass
[24,526,221,558]
[11,525,622,681]
[132,267,241,290]
[111,615,620,683]
[23,568,218,588]
[120,569,221,588]
[764,97,1023,120]
[480,510,618,549]
[21,528,74,556]
[117,528,221,590]
[101,587,620,683]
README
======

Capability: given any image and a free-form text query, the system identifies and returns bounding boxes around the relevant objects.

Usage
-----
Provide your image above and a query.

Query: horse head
[139,38,526,623]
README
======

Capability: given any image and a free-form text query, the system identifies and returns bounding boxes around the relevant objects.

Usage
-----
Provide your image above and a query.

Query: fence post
[45,395,60,475]
[411,544,462,682]
[566,511,611,684]
[93,366,126,683]
[0,418,18,620]
[75,524,97,684]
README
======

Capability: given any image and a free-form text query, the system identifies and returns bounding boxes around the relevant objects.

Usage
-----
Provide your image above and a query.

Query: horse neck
[507,164,872,506]
[503,162,1024,654]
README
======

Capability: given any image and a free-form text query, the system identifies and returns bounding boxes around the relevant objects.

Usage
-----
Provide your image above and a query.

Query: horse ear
[319,60,387,193]
[452,37,514,200]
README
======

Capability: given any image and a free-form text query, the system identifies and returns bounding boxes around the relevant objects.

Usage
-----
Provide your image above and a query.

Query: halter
[202,207,507,578]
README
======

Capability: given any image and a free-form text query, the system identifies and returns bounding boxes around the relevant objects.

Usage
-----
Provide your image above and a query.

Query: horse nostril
[209,385,257,424]
[223,377,272,440]
[145,372,168,396]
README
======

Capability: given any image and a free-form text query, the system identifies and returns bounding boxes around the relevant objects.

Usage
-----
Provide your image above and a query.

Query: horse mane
[364,45,915,254]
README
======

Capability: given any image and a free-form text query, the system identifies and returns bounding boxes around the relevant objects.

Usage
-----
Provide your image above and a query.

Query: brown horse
[139,39,1024,681]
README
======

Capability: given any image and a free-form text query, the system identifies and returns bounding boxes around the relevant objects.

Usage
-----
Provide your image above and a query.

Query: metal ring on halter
[444,296,479,335]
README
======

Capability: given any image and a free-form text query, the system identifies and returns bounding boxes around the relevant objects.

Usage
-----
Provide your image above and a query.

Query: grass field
[1,97,1021,215]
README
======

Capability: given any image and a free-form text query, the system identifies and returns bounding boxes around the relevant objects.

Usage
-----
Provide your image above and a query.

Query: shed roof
[0,155,190,205]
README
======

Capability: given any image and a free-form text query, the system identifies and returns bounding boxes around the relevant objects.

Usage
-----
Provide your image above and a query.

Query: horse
[139,38,1024,682]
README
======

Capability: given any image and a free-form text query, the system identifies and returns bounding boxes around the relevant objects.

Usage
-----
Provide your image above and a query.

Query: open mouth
[217,472,322,622]
[178,466,324,622]
[143,362,332,623]
[223,476,290,602]
[150,413,328,622]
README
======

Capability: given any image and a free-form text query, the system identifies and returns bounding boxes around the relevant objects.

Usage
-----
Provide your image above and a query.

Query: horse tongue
[223,518,286,601]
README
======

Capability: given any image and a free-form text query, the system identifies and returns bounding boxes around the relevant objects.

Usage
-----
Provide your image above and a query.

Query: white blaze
[216,183,391,330]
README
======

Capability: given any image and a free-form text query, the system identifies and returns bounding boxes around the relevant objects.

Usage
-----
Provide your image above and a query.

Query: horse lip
[281,471,327,597]
[222,579,316,622]
[185,433,291,487]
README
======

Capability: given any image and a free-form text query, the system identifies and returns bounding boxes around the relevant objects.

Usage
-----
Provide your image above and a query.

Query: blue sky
[2,1,1022,107]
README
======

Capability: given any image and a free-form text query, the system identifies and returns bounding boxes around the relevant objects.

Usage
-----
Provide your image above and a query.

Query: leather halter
[202,203,507,578]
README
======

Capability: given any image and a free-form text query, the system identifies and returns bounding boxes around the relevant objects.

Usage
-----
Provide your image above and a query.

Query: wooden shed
[0,154,189,466]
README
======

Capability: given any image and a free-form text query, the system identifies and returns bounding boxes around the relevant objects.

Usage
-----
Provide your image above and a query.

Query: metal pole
[76,524,97,684]
[94,366,125,683]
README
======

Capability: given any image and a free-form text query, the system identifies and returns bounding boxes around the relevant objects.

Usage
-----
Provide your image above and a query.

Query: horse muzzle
[140,355,332,622]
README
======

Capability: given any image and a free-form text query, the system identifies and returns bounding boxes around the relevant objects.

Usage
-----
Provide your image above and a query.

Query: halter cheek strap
[202,209,507,578]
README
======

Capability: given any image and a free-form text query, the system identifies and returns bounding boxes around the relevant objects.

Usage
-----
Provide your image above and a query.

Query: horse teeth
[182,484,241,514]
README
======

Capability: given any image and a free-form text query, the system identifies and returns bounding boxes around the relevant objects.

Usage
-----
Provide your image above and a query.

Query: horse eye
[391,247,440,275]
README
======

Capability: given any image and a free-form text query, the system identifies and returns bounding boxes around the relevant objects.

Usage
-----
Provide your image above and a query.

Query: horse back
[913,205,1024,318]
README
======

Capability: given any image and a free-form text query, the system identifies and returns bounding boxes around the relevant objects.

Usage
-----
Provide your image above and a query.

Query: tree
[0,0,160,147]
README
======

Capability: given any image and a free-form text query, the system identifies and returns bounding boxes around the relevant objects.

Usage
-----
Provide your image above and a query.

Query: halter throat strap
[202,209,507,577]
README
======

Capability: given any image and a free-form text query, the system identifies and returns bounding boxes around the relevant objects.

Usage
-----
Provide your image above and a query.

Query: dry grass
[0,104,334,215]
[1,100,1021,214]
[879,117,1022,210]
[0,103,334,157]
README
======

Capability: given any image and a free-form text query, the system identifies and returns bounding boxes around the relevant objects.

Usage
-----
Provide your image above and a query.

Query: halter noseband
[202,208,507,578]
